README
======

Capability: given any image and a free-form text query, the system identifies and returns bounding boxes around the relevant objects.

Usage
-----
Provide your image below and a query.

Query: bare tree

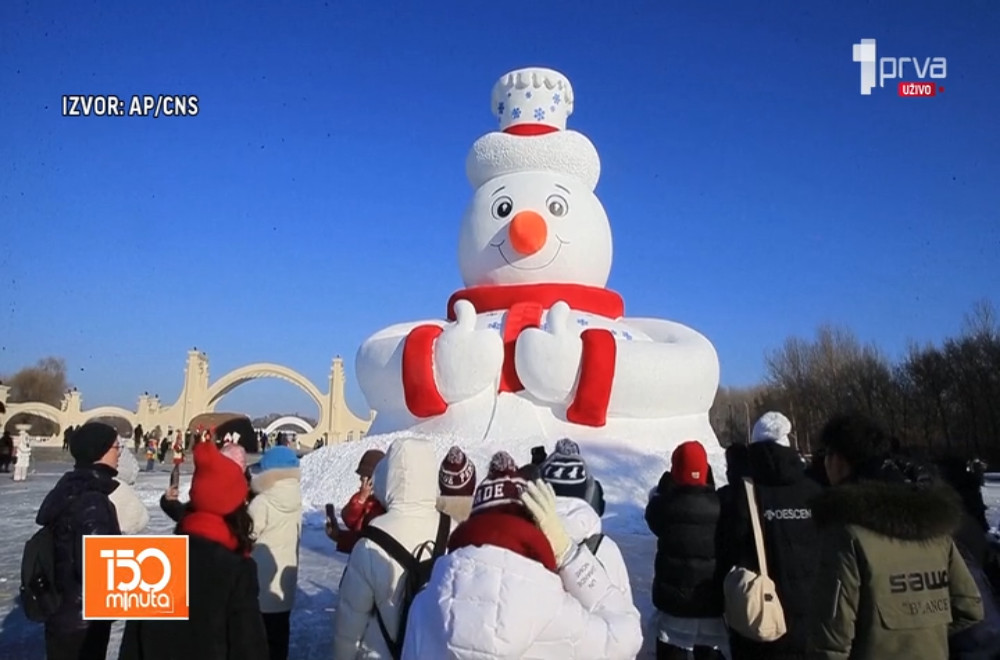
[1,357,71,435]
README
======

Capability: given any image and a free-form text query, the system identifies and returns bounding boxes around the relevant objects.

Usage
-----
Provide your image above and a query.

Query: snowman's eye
[492,196,513,219]
[546,194,569,217]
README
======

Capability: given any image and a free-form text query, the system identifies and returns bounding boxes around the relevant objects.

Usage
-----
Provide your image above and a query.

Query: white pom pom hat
[751,411,793,447]
[465,66,601,192]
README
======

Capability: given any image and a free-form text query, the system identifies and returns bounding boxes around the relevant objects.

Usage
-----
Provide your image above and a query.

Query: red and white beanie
[439,445,477,497]
[472,451,527,514]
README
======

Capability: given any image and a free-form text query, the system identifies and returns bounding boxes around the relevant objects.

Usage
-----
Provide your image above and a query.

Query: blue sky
[2,1,998,420]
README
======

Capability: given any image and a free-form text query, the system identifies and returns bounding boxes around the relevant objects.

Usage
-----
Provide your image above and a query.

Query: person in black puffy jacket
[36,422,123,660]
[948,510,1000,659]
[646,440,727,660]
[717,412,821,660]
[934,456,1000,659]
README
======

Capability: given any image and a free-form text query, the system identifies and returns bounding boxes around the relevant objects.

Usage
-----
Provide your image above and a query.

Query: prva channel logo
[852,38,947,97]
[83,535,189,620]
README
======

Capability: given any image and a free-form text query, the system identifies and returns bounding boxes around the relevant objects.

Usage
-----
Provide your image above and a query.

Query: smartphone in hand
[170,464,181,489]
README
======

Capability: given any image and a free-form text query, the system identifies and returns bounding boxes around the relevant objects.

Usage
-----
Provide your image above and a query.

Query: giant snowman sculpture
[357,67,720,453]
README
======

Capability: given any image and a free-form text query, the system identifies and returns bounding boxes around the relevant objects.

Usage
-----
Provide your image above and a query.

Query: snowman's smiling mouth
[490,236,569,271]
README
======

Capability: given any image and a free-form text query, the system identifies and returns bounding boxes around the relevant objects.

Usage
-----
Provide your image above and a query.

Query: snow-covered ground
[3,443,996,660]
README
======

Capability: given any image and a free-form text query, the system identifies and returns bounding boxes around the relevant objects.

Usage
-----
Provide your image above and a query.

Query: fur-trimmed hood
[250,467,301,514]
[811,480,962,541]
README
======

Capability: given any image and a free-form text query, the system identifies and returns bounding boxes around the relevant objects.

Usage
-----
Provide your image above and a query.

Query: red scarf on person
[448,508,558,573]
[179,510,246,556]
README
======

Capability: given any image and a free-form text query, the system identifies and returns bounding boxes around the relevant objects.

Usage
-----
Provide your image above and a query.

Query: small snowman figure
[13,424,32,481]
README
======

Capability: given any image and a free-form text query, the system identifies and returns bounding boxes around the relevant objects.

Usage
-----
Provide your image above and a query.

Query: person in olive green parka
[807,414,983,660]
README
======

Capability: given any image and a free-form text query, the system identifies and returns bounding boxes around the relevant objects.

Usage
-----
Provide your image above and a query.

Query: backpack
[583,533,604,555]
[583,477,606,517]
[360,513,450,660]
[20,525,62,622]
[723,478,787,642]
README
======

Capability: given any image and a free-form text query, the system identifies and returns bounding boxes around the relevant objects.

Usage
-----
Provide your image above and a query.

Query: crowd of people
[19,410,1000,659]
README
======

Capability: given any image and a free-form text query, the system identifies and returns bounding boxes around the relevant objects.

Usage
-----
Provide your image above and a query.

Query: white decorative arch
[264,416,314,435]
[205,363,325,414]
[83,406,137,426]
[5,402,64,427]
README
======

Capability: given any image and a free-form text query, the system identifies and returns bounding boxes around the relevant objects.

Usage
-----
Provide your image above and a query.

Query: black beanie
[541,454,589,500]
[70,422,118,467]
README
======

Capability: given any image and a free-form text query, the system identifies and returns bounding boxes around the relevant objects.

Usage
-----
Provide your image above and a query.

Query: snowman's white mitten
[433,299,505,402]
[521,480,574,566]
[513,301,583,404]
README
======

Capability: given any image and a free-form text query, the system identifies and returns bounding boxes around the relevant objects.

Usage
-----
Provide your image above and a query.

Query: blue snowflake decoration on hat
[553,93,561,104]
[497,101,505,116]
[534,107,545,121]
[511,107,521,119]
[525,90,532,98]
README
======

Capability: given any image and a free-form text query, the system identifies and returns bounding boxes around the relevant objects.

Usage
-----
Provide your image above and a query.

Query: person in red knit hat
[119,440,268,660]
[645,439,727,660]
[403,451,643,659]
[436,445,477,525]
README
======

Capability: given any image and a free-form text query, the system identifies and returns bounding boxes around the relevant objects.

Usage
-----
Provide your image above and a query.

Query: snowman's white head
[458,67,613,288]
[459,170,612,287]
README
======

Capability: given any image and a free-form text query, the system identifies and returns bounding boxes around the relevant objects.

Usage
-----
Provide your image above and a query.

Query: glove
[521,480,574,567]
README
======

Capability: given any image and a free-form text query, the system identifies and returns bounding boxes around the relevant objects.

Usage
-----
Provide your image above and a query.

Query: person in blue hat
[248,446,302,660]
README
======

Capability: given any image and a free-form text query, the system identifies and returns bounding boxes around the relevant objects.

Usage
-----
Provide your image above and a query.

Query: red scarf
[446,283,624,321]
[179,511,244,556]
[402,283,621,427]
[448,510,558,572]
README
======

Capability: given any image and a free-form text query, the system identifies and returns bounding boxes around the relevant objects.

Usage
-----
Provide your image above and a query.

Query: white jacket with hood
[109,447,149,535]
[332,437,441,660]
[249,466,302,613]
[555,496,633,603]
[402,541,643,660]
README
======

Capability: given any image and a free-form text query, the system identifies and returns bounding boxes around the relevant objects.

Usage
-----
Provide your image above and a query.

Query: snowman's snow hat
[466,66,601,192]
[492,68,574,134]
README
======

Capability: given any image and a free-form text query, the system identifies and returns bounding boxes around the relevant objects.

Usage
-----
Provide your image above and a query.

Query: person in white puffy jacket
[332,436,443,660]
[403,451,643,660]
[109,439,150,534]
[249,445,303,660]
[540,439,633,603]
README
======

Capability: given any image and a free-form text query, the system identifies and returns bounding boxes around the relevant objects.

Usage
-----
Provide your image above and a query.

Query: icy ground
[2,446,997,660]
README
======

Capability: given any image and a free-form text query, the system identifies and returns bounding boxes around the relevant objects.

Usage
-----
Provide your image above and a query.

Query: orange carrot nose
[508,211,548,256]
